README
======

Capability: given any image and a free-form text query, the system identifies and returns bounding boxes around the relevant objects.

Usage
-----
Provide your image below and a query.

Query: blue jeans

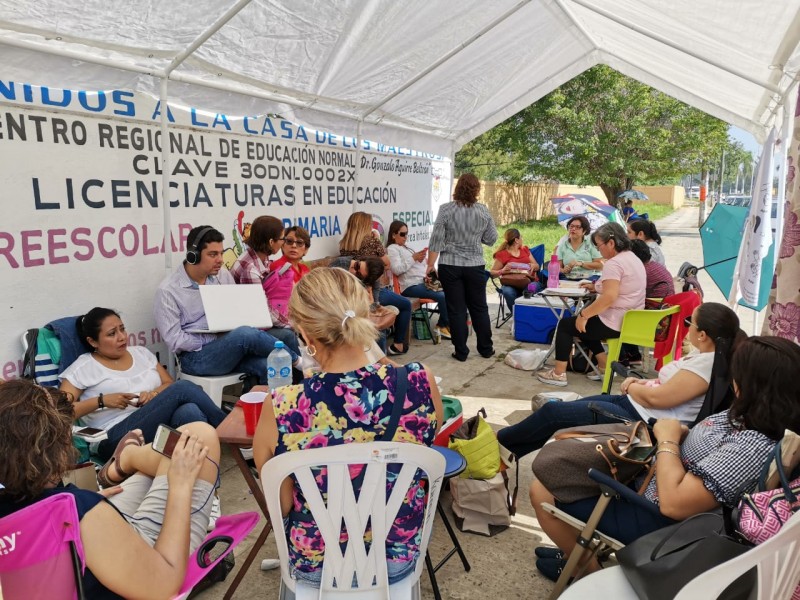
[378,288,412,345]
[179,326,300,385]
[96,380,225,461]
[496,394,639,459]
[556,495,674,545]
[500,285,522,312]
[401,283,449,328]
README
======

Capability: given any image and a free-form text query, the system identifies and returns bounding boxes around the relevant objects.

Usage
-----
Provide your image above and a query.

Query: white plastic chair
[175,357,243,408]
[261,442,445,599]
[560,510,800,600]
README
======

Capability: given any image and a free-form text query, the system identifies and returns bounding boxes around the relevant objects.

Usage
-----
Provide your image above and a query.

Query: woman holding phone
[386,219,451,340]
[0,379,220,599]
[59,307,225,477]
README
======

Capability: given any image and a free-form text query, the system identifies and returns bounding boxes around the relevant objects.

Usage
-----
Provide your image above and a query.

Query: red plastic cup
[240,391,267,436]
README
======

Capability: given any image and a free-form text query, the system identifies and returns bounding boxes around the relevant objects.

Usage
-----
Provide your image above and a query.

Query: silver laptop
[186,284,273,333]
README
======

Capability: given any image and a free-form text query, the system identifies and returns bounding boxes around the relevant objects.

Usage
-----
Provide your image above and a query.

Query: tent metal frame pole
[0,36,159,76]
[353,120,363,214]
[157,0,252,375]
[569,0,783,95]
[754,9,800,126]
[0,36,450,148]
[360,0,533,121]
[168,0,253,73]
[158,0,255,274]
[553,0,600,51]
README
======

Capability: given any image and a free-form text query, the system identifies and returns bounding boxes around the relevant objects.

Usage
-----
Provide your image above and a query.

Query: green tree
[456,65,729,203]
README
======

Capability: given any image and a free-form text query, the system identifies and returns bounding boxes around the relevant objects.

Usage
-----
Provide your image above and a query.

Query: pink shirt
[594,250,646,331]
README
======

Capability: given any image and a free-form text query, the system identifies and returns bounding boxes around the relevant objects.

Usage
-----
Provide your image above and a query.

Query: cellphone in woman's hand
[152,424,182,458]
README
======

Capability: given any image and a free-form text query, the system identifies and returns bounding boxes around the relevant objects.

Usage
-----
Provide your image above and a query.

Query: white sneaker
[586,370,605,381]
[240,447,254,460]
[208,495,221,531]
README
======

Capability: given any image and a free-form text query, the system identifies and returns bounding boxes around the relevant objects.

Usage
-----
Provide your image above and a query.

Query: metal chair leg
[496,296,511,328]
[548,493,613,599]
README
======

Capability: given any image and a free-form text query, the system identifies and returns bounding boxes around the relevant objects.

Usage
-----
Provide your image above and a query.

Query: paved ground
[200,205,715,600]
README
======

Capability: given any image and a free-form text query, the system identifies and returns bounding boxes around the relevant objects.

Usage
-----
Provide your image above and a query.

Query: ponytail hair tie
[341,309,356,328]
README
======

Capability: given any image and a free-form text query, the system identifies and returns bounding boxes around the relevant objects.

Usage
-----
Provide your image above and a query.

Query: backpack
[566,341,597,373]
[21,328,61,386]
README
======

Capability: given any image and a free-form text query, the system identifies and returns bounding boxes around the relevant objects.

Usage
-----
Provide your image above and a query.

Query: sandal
[97,430,144,488]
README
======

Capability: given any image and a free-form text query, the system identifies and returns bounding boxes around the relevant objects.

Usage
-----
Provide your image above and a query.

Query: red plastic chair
[0,492,259,600]
[653,290,702,370]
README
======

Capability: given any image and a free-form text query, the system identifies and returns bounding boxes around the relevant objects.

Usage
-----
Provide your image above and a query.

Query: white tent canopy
[1,0,799,157]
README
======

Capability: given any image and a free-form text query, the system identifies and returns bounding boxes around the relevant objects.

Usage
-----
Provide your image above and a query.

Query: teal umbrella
[699,203,774,310]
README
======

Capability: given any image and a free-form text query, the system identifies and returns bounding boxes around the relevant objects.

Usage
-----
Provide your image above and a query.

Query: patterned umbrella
[617,190,649,201]
[550,194,625,231]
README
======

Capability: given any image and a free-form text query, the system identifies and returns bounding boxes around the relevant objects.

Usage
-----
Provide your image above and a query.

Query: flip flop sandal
[97,430,144,489]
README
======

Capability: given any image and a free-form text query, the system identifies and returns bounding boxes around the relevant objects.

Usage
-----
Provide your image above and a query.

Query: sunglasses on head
[284,238,306,247]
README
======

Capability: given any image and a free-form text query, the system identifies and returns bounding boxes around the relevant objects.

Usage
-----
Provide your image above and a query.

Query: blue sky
[729,125,761,157]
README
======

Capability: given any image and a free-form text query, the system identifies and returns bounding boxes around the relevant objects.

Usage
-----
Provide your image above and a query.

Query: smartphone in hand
[152,424,182,458]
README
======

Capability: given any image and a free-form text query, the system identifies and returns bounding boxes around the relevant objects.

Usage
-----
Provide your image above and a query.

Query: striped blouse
[428,202,497,266]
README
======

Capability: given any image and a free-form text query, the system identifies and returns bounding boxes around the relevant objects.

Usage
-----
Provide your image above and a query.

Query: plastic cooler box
[434,395,463,447]
[513,296,561,344]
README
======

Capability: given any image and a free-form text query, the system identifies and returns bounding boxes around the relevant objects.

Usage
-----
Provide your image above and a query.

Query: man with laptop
[154,225,300,385]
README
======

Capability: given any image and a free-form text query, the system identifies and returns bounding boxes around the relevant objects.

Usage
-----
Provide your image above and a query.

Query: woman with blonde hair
[338,211,377,256]
[254,267,442,588]
[340,211,411,355]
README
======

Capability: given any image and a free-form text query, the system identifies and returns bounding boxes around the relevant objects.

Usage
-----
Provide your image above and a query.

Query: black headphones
[186,227,214,265]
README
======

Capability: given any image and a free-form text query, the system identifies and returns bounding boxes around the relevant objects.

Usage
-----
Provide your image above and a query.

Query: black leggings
[554,315,619,361]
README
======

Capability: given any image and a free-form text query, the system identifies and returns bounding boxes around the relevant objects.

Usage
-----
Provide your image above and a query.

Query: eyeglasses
[568,224,583,230]
[284,239,306,247]
[398,231,408,237]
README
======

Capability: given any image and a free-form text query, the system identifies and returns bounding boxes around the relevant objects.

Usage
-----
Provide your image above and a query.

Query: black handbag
[617,513,754,600]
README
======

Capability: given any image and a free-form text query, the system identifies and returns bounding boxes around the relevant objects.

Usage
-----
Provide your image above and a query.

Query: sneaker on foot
[534,546,565,560]
[208,495,221,531]
[586,369,605,381]
[536,557,567,582]
[536,368,568,387]
[436,326,451,339]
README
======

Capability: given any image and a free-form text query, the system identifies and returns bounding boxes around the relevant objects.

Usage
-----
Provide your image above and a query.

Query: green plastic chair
[602,305,681,393]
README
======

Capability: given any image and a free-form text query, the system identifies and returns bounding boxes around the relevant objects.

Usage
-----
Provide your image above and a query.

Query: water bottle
[547,254,560,288]
[267,341,293,389]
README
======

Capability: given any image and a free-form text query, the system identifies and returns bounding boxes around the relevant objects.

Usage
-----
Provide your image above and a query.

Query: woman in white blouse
[386,219,450,339]
[59,307,225,467]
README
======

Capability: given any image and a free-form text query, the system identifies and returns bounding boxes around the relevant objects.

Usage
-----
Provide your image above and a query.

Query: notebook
[186,284,273,333]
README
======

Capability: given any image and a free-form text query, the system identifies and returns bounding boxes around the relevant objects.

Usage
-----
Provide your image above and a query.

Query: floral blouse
[272,362,438,579]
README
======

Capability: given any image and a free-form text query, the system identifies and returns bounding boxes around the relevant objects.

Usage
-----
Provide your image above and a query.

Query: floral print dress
[272,361,438,583]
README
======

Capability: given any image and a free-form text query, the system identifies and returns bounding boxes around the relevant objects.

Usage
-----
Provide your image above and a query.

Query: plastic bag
[504,348,548,371]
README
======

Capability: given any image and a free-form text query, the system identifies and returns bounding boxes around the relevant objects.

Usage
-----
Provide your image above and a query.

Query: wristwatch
[97,393,105,409]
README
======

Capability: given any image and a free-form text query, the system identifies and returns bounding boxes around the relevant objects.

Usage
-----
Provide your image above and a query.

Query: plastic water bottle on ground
[547,254,560,288]
[267,341,293,389]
